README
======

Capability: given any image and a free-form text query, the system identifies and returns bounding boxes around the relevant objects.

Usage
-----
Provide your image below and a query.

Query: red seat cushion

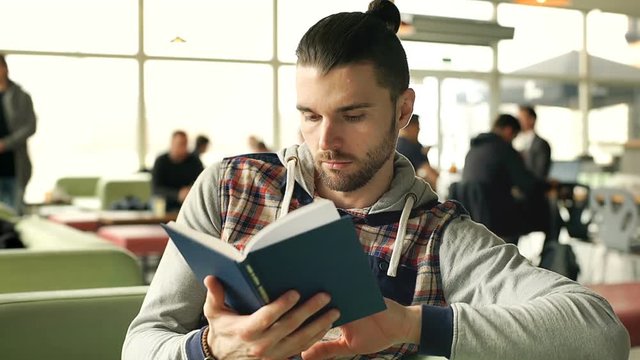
[588,282,640,347]
[98,225,169,256]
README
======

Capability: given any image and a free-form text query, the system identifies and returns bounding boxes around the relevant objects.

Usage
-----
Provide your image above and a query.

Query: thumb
[204,276,226,310]
[301,338,353,360]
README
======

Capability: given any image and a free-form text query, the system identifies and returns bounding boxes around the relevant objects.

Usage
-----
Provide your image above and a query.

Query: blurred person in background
[0,54,36,214]
[152,130,203,212]
[192,134,210,159]
[396,114,439,190]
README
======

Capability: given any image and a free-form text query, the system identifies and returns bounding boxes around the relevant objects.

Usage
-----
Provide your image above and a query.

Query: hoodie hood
[277,143,439,215]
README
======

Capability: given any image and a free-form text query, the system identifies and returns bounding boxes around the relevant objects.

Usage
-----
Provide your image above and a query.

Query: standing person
[516,105,555,240]
[461,114,539,243]
[516,105,551,180]
[123,2,629,359]
[0,54,37,214]
[396,113,439,190]
[151,130,204,212]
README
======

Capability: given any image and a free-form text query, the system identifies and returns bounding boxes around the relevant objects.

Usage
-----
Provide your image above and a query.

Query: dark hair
[519,105,537,121]
[493,114,521,133]
[0,53,6,68]
[172,130,187,139]
[408,114,420,126]
[295,0,408,101]
[195,135,210,148]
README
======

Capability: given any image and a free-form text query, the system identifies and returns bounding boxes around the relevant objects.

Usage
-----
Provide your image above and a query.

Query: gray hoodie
[123,144,629,359]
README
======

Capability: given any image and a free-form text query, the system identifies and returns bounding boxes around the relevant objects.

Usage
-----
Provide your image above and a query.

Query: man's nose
[318,118,342,151]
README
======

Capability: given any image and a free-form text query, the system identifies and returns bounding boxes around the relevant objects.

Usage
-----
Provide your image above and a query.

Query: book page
[163,222,244,261]
[244,198,340,253]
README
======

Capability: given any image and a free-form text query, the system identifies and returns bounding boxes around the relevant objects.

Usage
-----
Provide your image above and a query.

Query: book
[161,198,386,327]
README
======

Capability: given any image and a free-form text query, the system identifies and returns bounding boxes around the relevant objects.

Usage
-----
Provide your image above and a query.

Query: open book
[161,198,386,327]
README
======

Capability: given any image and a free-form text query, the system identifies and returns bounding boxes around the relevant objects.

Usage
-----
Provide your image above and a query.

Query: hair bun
[366,0,401,33]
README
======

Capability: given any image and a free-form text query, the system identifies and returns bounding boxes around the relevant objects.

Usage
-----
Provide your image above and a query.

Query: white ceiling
[490,0,640,17]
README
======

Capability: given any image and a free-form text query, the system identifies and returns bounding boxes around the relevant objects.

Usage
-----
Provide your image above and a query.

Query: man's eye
[303,114,321,122]
[345,114,364,122]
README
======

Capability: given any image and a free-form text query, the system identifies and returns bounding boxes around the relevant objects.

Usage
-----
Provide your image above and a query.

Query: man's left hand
[301,298,421,360]
[0,141,5,153]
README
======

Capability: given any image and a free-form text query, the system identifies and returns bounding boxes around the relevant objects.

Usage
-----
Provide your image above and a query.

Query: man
[396,114,439,190]
[460,114,540,242]
[516,105,551,180]
[151,130,204,212]
[516,105,556,238]
[0,54,36,214]
[193,135,211,158]
[123,1,629,359]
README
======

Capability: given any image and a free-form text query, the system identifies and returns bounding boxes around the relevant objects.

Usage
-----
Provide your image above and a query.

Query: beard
[315,115,397,193]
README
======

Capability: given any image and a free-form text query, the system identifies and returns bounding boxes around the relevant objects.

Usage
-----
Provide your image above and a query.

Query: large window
[277,0,369,63]
[145,61,273,167]
[440,78,490,170]
[145,0,273,61]
[7,55,139,202]
[588,12,636,67]
[0,0,138,54]
[498,4,583,75]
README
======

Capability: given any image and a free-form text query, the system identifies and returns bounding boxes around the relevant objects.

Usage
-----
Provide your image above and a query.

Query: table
[97,211,178,226]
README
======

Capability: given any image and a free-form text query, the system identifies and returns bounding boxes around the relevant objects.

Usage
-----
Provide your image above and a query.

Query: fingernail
[289,291,300,303]
[330,309,341,321]
[321,293,332,303]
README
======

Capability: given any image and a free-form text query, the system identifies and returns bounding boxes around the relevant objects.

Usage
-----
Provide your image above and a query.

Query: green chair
[55,176,100,198]
[97,175,152,210]
[0,286,147,360]
[0,249,143,293]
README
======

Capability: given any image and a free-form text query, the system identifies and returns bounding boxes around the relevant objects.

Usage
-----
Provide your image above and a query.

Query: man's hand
[301,299,421,360]
[0,141,5,153]
[203,276,340,360]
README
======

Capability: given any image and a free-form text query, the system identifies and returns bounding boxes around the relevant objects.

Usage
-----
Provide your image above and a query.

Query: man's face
[498,127,518,144]
[296,63,405,192]
[518,110,534,131]
[170,134,189,161]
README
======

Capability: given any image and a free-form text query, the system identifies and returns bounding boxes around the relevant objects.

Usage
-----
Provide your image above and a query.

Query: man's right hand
[203,276,340,359]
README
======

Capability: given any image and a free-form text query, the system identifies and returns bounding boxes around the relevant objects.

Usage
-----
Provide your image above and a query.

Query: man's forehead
[295,63,389,108]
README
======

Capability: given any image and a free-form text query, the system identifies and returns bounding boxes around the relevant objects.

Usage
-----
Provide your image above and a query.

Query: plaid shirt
[217,154,465,359]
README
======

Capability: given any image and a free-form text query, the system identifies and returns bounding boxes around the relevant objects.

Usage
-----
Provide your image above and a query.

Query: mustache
[316,150,355,162]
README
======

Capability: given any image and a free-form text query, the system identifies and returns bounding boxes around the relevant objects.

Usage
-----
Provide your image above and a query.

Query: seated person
[396,114,439,190]
[123,3,629,359]
[152,130,204,212]
[192,135,210,158]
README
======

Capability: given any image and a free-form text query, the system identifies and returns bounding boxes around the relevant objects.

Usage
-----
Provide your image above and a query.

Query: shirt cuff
[418,304,453,358]
[185,327,207,360]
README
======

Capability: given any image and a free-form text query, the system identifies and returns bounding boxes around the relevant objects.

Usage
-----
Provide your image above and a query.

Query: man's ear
[397,88,415,130]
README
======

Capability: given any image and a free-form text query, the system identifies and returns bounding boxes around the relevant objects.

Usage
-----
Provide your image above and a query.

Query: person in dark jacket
[152,130,204,212]
[0,54,37,215]
[461,114,539,243]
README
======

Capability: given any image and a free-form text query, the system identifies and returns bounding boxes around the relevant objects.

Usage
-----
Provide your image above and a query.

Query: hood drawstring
[279,156,298,219]
[387,193,417,277]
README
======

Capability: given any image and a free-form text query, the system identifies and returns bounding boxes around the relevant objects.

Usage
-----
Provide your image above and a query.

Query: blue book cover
[162,199,386,327]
